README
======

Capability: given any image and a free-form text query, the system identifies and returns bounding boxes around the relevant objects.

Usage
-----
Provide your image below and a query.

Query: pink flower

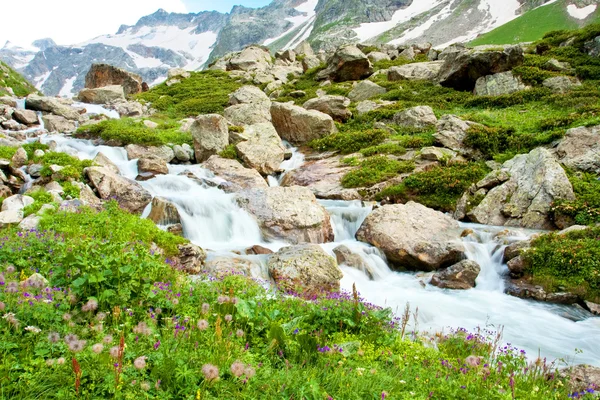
[201,364,219,381]
[236,329,244,338]
[224,314,232,323]
[230,361,245,377]
[69,340,86,353]
[201,303,210,314]
[47,332,60,343]
[134,356,147,370]
[197,320,209,331]
[244,366,256,378]
[110,346,120,358]
[103,335,113,344]
[0,302,5,311]
[92,343,104,354]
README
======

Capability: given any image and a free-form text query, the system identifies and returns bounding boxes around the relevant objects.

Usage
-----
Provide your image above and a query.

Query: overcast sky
[0,0,272,49]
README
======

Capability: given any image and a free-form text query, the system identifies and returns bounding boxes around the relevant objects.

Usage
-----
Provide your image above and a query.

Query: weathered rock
[143,120,158,129]
[585,301,600,316]
[420,147,457,162]
[112,100,144,117]
[18,214,41,231]
[245,245,274,255]
[1,194,34,212]
[543,58,571,72]
[147,197,181,226]
[430,260,480,290]
[503,239,531,263]
[468,148,576,229]
[93,152,120,174]
[227,46,272,72]
[393,106,437,128]
[85,167,152,214]
[303,95,352,122]
[542,76,582,94]
[474,72,527,96]
[84,64,143,95]
[316,45,373,82]
[224,103,272,126]
[294,41,314,56]
[507,256,527,277]
[333,245,375,280]
[125,144,175,163]
[348,80,387,102]
[137,156,169,179]
[27,164,43,178]
[168,68,191,79]
[302,55,322,72]
[237,186,334,244]
[398,47,416,60]
[0,96,17,107]
[27,95,81,121]
[191,114,229,163]
[229,85,271,108]
[77,85,125,104]
[356,202,466,271]
[560,365,600,393]
[437,46,524,91]
[173,145,191,162]
[42,115,77,133]
[388,61,444,81]
[203,156,268,192]
[204,257,260,278]
[270,102,336,143]
[175,243,206,275]
[79,184,103,209]
[268,245,342,294]
[11,148,27,168]
[0,209,24,228]
[556,125,600,174]
[12,109,38,125]
[235,123,285,176]
[433,114,482,156]
[367,51,390,63]
[505,280,547,302]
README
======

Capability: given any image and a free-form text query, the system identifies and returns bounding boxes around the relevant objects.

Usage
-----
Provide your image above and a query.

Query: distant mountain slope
[0,60,36,97]
[470,0,600,46]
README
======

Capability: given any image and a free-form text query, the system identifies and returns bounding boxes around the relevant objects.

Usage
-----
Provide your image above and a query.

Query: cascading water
[72,102,120,119]
[268,142,305,187]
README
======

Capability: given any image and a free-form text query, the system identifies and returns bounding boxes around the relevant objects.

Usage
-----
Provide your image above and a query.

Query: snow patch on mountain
[567,3,597,19]
[58,76,76,98]
[263,0,318,47]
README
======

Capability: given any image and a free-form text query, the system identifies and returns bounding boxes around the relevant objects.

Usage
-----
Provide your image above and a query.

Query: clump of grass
[77,118,191,147]
[341,156,414,188]
[309,128,389,154]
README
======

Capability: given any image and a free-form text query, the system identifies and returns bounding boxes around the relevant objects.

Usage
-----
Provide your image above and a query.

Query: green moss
[228,125,245,133]
[0,146,17,160]
[341,156,415,188]
[77,118,191,147]
[376,162,490,212]
[360,143,407,157]
[61,181,81,199]
[219,144,239,160]
[309,128,389,154]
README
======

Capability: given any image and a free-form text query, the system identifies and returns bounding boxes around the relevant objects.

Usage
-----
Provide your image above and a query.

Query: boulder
[430,260,480,290]
[270,102,336,143]
[393,105,437,128]
[175,243,206,275]
[12,109,38,125]
[235,123,285,176]
[433,114,482,156]
[147,197,181,225]
[559,365,600,393]
[93,152,120,174]
[168,68,191,79]
[302,55,322,72]
[10,148,27,168]
[85,167,152,214]
[268,245,342,294]
[204,257,260,278]
[1,194,34,212]
[42,115,77,133]
[543,58,571,72]
[227,46,272,72]
[112,100,144,117]
[77,85,125,104]
[84,63,143,95]
[467,148,575,229]
[542,76,582,94]
[557,125,600,174]
[245,244,274,255]
[26,95,81,121]
[0,209,23,228]
[474,72,527,96]
[356,202,466,271]
[303,95,352,122]
[316,45,373,82]
[367,51,391,63]
[437,46,524,91]
[137,156,168,179]
[420,146,457,161]
[347,80,387,102]
[237,186,334,244]
[224,103,271,126]
[18,214,41,231]
[333,245,375,280]
[585,301,600,316]
[388,61,444,81]
[191,114,229,163]
[294,41,314,56]
[125,144,174,163]
[203,156,268,192]
[0,96,17,107]
[398,47,416,60]
[229,85,271,108]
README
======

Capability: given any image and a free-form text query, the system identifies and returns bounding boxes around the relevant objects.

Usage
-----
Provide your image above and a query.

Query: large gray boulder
[26,95,81,121]
[556,125,600,174]
[93,152,120,174]
[433,114,482,156]
[474,72,527,96]
[229,85,271,108]
[224,103,271,126]
[1,194,34,212]
[393,105,437,128]
[227,46,272,72]
[356,202,466,271]
[303,95,352,122]
[125,144,175,163]
[42,115,77,133]
[0,209,23,228]
[270,102,336,143]
[12,109,38,125]
[85,167,152,214]
[268,245,342,294]
[437,45,524,91]
[317,45,373,82]
[85,64,143,96]
[191,114,229,163]
[147,197,181,226]
[467,148,575,229]
[77,85,125,104]
[348,80,387,102]
[542,76,582,94]
[237,186,334,244]
[235,123,285,176]
[388,61,444,81]
[430,260,480,290]
[202,156,268,192]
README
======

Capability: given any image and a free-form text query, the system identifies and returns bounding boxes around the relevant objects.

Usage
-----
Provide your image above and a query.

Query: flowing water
[33,130,600,367]
[267,142,305,187]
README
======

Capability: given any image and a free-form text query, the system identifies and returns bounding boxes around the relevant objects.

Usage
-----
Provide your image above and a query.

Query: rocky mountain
[2,0,598,97]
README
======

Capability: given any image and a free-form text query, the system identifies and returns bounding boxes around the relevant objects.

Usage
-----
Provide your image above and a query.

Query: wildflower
[96,312,107,321]
[48,332,60,343]
[244,366,256,378]
[465,355,482,368]
[224,314,232,323]
[5,282,18,293]
[201,364,219,381]
[356,368,365,376]
[154,341,161,350]
[64,334,79,344]
[0,301,5,311]
[155,380,161,390]
[197,319,209,331]
[230,361,245,377]
[46,359,55,367]
[57,357,66,365]
[172,298,179,305]
[236,329,244,338]
[201,303,210,314]
[103,335,113,344]
[24,326,41,334]
[5,265,15,274]
[62,313,72,321]
[69,340,86,353]
[82,299,98,312]
[134,356,147,370]
[92,343,104,354]
[371,369,377,375]
[110,346,120,358]
[140,382,150,391]
[133,322,152,336]
[2,313,19,327]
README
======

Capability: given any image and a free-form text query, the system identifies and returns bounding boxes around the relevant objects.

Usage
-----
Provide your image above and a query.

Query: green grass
[0,60,37,97]
[341,156,414,188]
[469,0,600,46]
[76,118,192,147]
[136,70,242,119]
[551,169,600,226]
[309,127,390,154]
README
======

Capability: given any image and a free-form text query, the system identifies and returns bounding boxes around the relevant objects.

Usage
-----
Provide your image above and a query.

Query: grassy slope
[470,0,600,46]
[0,60,37,97]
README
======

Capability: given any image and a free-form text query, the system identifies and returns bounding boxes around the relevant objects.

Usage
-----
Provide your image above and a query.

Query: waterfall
[268,142,305,187]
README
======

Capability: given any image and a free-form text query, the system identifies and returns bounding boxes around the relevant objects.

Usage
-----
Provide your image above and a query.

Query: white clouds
[0,0,188,49]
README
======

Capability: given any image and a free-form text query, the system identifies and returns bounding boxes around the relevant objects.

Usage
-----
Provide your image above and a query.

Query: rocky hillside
[0,60,36,97]
[6,0,600,97]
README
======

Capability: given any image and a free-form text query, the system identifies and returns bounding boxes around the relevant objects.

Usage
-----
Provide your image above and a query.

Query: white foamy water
[268,142,305,187]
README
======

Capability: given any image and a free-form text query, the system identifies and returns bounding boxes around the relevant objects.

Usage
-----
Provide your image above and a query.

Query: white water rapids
[35,130,600,367]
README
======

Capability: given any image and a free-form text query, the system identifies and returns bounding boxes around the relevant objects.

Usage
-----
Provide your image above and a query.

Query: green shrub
[62,181,81,199]
[512,66,557,86]
[464,125,514,159]
[77,118,191,146]
[376,162,490,211]
[309,129,389,154]
[22,189,55,217]
[219,144,239,160]
[360,143,406,157]
[341,156,414,188]
[551,170,600,225]
[0,145,17,160]
[38,151,93,182]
